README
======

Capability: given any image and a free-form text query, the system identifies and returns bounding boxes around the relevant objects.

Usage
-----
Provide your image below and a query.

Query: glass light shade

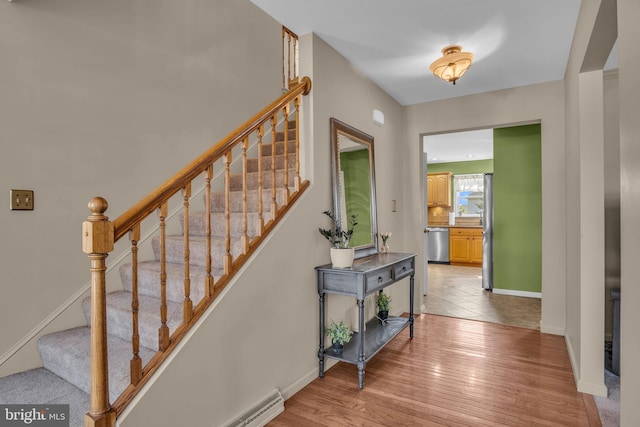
[429,45,474,85]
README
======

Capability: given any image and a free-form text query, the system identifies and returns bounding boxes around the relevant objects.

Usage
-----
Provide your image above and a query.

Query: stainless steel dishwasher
[427,227,450,263]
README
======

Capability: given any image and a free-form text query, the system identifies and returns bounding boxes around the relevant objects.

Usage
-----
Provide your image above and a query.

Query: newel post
[82,197,116,427]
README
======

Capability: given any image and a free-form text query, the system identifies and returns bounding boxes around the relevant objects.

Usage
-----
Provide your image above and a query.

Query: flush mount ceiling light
[429,45,474,85]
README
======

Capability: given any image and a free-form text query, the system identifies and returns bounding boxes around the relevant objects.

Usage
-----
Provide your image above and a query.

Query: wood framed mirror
[330,118,379,258]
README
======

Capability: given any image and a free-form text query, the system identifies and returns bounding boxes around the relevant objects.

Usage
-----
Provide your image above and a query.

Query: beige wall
[618,0,640,424]
[0,0,283,371]
[405,81,567,335]
[603,71,620,340]
[0,0,281,367]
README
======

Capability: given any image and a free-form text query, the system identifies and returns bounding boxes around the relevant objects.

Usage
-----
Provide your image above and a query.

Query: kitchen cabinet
[427,172,452,207]
[449,227,483,265]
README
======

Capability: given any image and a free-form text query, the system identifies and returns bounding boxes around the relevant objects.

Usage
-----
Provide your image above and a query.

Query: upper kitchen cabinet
[427,172,452,207]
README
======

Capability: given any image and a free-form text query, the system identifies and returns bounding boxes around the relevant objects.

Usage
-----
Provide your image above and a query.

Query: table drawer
[393,258,414,280]
[365,267,394,294]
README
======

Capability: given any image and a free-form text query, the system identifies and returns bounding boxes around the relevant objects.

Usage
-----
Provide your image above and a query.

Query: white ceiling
[251,0,582,106]
[251,0,616,163]
[423,129,493,164]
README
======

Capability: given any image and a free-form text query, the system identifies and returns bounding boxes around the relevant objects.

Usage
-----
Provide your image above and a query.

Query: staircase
[0,77,311,427]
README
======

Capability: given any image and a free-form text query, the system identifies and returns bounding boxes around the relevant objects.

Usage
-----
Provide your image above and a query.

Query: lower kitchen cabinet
[449,227,483,265]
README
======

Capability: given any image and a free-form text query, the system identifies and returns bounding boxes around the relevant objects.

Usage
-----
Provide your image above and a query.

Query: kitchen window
[454,174,484,216]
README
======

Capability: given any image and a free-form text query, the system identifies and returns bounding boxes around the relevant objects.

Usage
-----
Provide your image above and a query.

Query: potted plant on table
[326,320,352,355]
[318,210,358,268]
[376,292,391,323]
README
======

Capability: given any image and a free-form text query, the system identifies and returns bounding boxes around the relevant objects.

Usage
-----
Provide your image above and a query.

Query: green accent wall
[493,124,542,293]
[340,149,371,247]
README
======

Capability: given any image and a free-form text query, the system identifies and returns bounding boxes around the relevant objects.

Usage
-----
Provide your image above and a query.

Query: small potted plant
[376,292,391,322]
[318,210,358,268]
[380,232,392,254]
[326,320,352,355]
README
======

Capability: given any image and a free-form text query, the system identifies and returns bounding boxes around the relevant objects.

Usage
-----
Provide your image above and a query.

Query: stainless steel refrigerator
[482,173,494,290]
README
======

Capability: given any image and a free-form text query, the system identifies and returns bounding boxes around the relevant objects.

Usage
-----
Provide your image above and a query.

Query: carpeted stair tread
[82,291,182,352]
[152,235,245,269]
[210,187,291,213]
[0,367,89,427]
[246,153,297,173]
[258,140,296,158]
[228,168,297,191]
[38,326,155,401]
[120,260,220,305]
[182,211,274,238]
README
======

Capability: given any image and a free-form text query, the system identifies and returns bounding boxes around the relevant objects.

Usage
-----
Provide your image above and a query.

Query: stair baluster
[157,203,170,352]
[257,125,265,235]
[223,152,233,274]
[129,224,142,386]
[241,136,250,254]
[283,105,290,203]
[294,96,301,191]
[270,115,278,216]
[182,184,194,322]
[205,166,214,298]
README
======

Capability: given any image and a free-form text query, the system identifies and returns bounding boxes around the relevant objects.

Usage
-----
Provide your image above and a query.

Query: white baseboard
[578,379,608,397]
[492,288,541,299]
[281,359,338,401]
[564,335,607,397]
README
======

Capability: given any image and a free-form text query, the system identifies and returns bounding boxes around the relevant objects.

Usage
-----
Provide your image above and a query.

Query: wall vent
[225,390,284,427]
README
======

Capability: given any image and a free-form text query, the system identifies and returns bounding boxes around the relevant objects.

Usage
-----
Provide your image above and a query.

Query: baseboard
[222,389,284,427]
[564,335,607,397]
[565,334,580,388]
[578,378,608,397]
[492,288,541,299]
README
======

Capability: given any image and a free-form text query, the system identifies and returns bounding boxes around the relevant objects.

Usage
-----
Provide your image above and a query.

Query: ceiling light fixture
[429,45,474,85]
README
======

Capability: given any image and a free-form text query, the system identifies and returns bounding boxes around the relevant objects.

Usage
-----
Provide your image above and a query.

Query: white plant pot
[330,247,355,268]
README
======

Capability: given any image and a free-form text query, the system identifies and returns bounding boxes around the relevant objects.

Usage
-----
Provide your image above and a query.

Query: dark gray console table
[316,252,416,389]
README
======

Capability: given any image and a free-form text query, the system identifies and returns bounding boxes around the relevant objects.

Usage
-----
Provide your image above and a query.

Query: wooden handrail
[83,75,312,427]
[113,76,311,241]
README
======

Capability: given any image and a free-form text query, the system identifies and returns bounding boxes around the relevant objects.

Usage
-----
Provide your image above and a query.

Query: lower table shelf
[323,316,410,364]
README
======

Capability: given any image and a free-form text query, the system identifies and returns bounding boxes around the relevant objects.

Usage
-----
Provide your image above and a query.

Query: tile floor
[423,263,541,330]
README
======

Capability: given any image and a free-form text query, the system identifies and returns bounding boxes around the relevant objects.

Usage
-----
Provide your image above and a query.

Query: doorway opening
[422,126,542,330]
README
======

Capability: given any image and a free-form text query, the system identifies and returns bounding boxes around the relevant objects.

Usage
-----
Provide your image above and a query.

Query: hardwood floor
[269,314,601,426]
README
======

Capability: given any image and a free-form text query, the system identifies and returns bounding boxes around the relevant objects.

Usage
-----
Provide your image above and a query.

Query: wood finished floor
[269,314,600,427]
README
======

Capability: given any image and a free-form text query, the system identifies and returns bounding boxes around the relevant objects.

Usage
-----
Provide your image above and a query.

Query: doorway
[422,126,542,329]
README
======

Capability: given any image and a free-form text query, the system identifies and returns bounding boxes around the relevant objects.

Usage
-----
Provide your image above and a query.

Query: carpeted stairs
[0,123,297,427]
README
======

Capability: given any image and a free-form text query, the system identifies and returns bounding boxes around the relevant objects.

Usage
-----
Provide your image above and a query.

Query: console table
[316,252,416,389]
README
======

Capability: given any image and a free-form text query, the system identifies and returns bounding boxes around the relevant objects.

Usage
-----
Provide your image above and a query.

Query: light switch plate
[10,189,34,210]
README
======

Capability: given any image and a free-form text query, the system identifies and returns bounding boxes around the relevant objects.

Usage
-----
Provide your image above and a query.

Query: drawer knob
[378,276,383,283]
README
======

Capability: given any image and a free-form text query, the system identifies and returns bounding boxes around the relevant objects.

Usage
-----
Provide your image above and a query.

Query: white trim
[578,379,608,397]
[564,335,607,397]
[492,288,541,299]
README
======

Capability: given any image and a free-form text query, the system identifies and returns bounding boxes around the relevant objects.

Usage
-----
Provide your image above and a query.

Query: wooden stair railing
[82,76,311,427]
[282,26,299,90]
